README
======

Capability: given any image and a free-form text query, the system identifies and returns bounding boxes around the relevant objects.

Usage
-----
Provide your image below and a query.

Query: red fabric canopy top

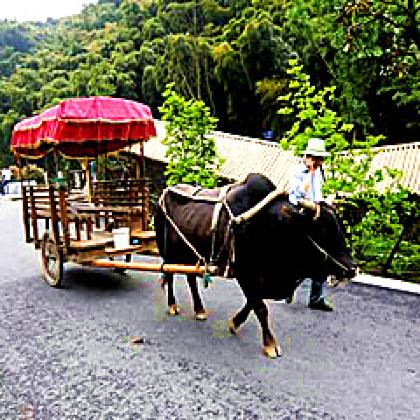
[11,97,157,158]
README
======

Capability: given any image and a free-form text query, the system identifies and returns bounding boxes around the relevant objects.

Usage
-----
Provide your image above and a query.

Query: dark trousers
[309,276,325,304]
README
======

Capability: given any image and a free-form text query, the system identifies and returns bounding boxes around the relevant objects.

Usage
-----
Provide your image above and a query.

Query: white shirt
[288,163,324,205]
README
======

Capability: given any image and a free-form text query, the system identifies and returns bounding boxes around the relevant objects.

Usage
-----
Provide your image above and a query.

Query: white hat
[303,137,330,157]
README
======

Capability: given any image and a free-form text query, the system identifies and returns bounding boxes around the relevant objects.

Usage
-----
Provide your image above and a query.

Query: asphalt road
[0,197,419,419]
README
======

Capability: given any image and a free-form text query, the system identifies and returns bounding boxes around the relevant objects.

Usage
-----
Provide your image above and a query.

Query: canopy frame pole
[140,141,145,179]
[53,149,59,180]
[82,159,92,202]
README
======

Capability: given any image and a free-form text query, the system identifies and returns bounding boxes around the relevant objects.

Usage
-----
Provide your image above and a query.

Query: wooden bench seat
[69,231,114,251]
[92,179,151,232]
[130,230,156,240]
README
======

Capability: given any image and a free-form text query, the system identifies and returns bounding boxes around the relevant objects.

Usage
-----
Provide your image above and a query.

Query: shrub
[159,83,223,188]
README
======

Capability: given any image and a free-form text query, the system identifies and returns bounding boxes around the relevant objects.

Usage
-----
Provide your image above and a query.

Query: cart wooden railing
[92,179,151,235]
[22,185,85,248]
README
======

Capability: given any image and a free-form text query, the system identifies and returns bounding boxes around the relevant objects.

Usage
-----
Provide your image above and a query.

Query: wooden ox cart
[11,97,211,287]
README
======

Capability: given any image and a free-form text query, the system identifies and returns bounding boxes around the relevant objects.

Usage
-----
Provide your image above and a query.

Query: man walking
[289,138,334,311]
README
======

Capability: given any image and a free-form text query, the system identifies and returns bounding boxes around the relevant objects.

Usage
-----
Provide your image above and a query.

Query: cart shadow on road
[59,264,154,294]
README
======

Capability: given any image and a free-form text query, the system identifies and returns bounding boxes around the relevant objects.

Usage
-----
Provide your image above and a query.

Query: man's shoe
[308,298,334,311]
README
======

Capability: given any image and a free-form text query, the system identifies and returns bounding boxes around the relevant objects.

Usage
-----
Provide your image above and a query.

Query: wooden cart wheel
[41,232,64,287]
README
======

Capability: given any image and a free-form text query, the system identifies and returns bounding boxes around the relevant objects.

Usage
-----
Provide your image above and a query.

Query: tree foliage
[278,58,418,279]
[0,0,418,152]
[284,0,419,139]
[278,58,384,196]
[159,83,222,187]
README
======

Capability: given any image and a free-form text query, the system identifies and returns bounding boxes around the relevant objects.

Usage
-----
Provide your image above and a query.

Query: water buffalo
[155,173,357,358]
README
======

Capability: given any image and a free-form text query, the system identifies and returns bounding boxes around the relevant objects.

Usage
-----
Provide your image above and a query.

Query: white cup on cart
[112,227,130,249]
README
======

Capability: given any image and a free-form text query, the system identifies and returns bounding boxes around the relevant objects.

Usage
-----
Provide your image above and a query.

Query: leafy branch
[159,83,223,188]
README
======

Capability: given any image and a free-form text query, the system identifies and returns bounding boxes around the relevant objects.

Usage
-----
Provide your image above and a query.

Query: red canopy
[10,97,157,158]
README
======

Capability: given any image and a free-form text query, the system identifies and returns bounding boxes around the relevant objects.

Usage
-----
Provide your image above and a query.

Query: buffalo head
[299,201,358,283]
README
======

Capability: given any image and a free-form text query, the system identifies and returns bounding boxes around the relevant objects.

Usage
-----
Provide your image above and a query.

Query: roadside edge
[353,273,420,295]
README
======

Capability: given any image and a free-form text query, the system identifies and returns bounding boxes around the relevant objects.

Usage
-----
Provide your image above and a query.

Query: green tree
[278,58,416,278]
[1,0,418,153]
[335,0,419,137]
[283,0,419,141]
[350,188,419,279]
[278,58,383,196]
[159,83,222,187]
[0,108,19,168]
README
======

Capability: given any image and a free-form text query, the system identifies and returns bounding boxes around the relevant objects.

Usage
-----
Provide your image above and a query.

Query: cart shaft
[88,259,217,276]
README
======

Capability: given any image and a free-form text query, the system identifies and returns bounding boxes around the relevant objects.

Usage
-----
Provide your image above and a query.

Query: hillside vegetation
[0,0,419,167]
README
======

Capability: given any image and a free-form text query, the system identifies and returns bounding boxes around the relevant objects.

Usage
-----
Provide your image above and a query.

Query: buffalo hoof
[262,344,283,359]
[168,304,181,316]
[195,310,207,321]
[228,319,237,335]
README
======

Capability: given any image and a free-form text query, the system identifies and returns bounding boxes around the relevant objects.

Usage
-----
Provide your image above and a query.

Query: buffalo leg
[253,299,282,358]
[164,273,180,316]
[229,302,252,334]
[186,274,207,321]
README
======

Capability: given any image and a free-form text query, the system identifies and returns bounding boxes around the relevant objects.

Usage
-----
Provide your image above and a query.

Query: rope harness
[307,235,350,272]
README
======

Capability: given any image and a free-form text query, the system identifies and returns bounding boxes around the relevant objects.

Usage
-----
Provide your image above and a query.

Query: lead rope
[159,192,205,263]
[307,235,349,272]
[209,184,232,266]
[158,192,211,287]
